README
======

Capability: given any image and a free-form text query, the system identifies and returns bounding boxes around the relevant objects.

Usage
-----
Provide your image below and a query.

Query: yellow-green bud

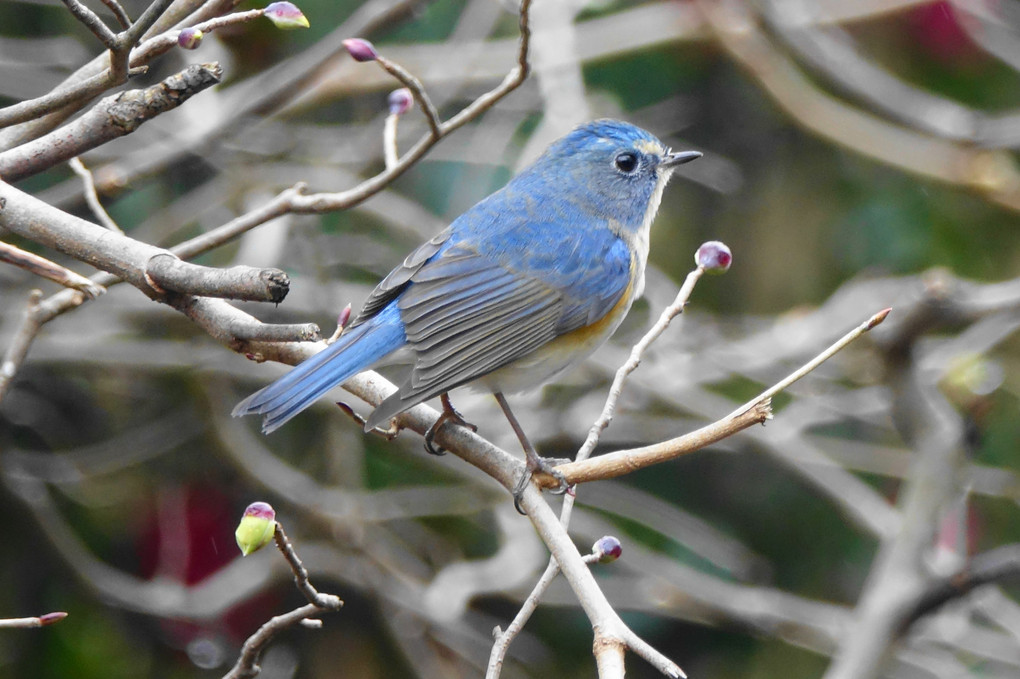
[235,501,276,556]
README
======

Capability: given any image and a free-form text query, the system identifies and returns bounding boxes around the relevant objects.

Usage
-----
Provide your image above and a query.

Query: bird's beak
[660,150,702,168]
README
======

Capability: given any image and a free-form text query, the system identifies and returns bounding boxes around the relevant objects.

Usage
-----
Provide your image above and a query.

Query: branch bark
[0,63,222,182]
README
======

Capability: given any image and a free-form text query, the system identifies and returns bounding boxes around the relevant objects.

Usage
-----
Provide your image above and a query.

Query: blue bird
[233,119,700,494]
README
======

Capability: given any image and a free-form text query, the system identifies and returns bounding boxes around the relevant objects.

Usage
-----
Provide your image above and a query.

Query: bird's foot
[511,453,572,514]
[423,393,477,456]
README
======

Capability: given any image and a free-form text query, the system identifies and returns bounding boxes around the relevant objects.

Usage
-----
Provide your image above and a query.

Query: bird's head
[522,119,701,231]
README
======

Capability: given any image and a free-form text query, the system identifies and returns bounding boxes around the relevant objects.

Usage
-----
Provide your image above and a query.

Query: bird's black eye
[614,152,638,174]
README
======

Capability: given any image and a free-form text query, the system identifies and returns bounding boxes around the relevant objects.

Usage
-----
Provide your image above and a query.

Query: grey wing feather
[363,244,566,429]
[351,228,453,327]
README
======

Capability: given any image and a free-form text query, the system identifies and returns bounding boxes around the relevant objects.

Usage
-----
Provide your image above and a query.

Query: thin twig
[535,307,890,489]
[0,242,106,298]
[726,307,891,419]
[61,0,118,48]
[0,612,68,629]
[99,0,132,29]
[578,266,706,463]
[376,56,442,138]
[0,291,46,403]
[171,183,305,261]
[490,264,708,666]
[0,67,147,130]
[383,112,400,169]
[223,521,343,679]
[272,523,341,609]
[289,0,532,213]
[69,157,122,232]
[488,549,617,678]
[539,402,772,488]
[0,63,223,182]
[516,484,686,678]
[120,0,176,49]
[900,543,1020,632]
[223,602,331,679]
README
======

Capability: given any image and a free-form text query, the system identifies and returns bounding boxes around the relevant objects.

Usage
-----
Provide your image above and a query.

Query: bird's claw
[511,456,571,514]
[423,396,477,456]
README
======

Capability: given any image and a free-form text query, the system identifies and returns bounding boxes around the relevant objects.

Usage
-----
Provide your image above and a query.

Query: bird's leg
[423,393,477,456]
[492,392,570,511]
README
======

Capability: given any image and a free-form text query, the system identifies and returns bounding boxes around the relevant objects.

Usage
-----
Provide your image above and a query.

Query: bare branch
[0,612,68,629]
[576,265,706,463]
[902,544,1020,633]
[823,350,968,678]
[69,157,121,232]
[224,520,342,679]
[0,63,222,182]
[516,484,686,678]
[61,0,118,49]
[120,0,177,50]
[99,0,132,29]
[288,0,533,213]
[145,254,291,303]
[375,55,441,138]
[222,602,330,679]
[0,67,147,131]
[487,559,560,678]
[272,523,341,609]
[727,307,891,419]
[0,241,106,298]
[171,184,305,261]
[542,402,772,488]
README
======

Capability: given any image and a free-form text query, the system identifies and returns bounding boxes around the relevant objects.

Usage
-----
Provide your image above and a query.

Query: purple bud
[235,501,276,556]
[177,27,204,50]
[388,88,413,116]
[593,535,622,563]
[695,240,732,273]
[337,303,352,330]
[245,501,275,521]
[342,38,378,62]
[38,612,68,626]
[264,1,309,29]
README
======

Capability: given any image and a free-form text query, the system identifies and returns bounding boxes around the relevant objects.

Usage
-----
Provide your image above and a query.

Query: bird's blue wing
[364,207,634,427]
[351,227,453,327]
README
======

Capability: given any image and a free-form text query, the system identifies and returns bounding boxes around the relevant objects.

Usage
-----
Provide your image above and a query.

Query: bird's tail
[232,307,406,433]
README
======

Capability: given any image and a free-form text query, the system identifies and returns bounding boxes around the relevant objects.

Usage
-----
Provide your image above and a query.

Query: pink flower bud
[38,612,68,626]
[388,88,413,116]
[264,2,309,30]
[695,240,732,273]
[337,303,352,330]
[177,27,204,50]
[342,38,378,62]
